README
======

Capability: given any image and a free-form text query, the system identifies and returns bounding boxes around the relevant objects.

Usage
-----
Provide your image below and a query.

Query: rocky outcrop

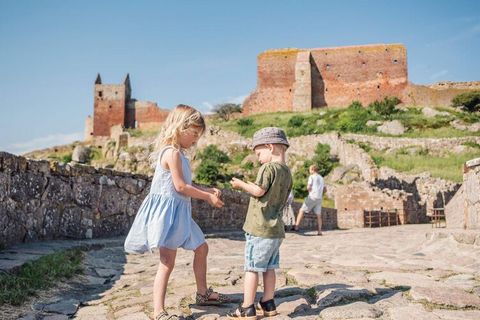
[446,158,480,229]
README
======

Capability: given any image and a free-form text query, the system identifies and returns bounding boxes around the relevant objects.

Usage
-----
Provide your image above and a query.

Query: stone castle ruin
[243,43,480,115]
[84,74,170,139]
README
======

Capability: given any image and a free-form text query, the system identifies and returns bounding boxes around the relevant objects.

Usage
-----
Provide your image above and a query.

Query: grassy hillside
[212,105,480,138]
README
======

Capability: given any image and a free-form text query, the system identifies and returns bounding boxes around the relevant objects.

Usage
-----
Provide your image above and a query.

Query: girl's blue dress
[124,146,205,253]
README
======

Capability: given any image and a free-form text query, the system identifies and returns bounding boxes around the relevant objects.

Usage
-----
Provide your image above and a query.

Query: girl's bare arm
[166,149,223,207]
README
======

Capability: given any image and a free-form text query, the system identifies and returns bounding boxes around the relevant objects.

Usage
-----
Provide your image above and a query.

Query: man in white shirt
[294,164,325,235]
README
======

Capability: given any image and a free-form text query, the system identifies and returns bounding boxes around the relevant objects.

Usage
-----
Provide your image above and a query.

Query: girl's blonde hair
[150,104,205,163]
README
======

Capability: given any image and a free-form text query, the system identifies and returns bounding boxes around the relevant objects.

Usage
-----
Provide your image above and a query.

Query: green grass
[0,248,84,306]
[369,149,480,182]
[211,106,480,139]
[125,128,159,138]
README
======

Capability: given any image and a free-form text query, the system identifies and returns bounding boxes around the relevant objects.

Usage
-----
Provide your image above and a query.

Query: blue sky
[1,0,479,154]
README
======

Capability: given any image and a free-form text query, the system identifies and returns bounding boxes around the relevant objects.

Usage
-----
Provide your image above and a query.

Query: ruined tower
[86,74,170,140]
[92,74,132,136]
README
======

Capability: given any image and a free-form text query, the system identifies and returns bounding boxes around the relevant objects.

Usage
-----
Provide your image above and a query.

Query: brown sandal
[195,286,231,305]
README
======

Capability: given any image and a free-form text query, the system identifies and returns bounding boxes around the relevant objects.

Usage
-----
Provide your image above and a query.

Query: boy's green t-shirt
[243,162,293,238]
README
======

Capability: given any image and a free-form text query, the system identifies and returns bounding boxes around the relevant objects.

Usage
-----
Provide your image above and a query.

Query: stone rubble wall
[343,134,480,152]
[0,152,330,248]
[464,158,480,229]
[445,158,480,229]
[334,182,422,228]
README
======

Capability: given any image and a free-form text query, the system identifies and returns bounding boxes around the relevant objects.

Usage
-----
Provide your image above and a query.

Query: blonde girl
[125,104,229,320]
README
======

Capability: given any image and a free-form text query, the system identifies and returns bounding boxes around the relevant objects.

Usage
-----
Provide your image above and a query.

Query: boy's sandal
[155,311,180,320]
[227,304,257,320]
[196,286,231,305]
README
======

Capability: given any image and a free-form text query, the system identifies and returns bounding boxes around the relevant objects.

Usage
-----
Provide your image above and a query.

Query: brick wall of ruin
[133,101,170,130]
[243,44,479,115]
[404,83,480,107]
[243,49,298,115]
[309,44,408,107]
[0,152,335,248]
[243,44,408,115]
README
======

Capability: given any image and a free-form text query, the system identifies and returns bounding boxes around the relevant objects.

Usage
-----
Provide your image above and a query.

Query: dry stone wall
[343,134,480,153]
[0,152,329,248]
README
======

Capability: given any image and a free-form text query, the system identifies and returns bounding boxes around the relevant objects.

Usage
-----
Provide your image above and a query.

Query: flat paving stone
[4,225,480,319]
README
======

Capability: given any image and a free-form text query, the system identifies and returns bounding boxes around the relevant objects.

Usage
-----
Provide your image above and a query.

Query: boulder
[72,146,90,163]
[377,120,405,135]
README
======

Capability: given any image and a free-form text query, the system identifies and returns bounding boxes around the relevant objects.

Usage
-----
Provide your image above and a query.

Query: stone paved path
[7,225,480,319]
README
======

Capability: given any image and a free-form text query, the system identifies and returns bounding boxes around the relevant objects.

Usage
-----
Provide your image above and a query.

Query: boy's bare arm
[231,178,266,197]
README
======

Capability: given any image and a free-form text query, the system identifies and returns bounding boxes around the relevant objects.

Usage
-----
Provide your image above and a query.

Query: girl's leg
[154,247,177,317]
[243,271,259,307]
[193,242,209,295]
[262,269,276,301]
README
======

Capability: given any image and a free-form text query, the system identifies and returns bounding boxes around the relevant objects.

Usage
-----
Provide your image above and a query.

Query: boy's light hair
[150,104,205,164]
[309,164,319,173]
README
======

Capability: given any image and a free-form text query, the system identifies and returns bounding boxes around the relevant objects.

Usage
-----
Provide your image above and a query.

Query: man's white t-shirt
[308,173,324,200]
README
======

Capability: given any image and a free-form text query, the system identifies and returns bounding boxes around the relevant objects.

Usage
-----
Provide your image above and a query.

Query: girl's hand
[210,187,222,197]
[208,194,224,208]
[230,177,243,189]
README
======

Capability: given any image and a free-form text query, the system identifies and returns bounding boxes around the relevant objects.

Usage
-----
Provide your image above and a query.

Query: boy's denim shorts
[244,233,283,272]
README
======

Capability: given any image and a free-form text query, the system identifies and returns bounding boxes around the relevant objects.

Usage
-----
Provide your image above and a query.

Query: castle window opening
[362,62,366,66]
[377,85,380,89]
[393,59,398,64]
[326,64,331,70]
[109,105,112,109]
[98,91,103,97]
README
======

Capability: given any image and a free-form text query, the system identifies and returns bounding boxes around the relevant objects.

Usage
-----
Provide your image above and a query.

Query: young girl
[124,104,229,320]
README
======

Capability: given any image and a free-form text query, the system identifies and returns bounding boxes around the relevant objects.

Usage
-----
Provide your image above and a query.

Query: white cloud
[201,94,248,114]
[4,132,83,155]
[429,69,449,81]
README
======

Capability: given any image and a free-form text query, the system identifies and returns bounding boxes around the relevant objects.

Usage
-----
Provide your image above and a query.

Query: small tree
[292,143,336,198]
[452,91,480,113]
[213,103,243,121]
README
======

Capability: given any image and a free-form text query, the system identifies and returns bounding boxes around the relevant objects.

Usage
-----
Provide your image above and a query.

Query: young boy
[294,164,325,235]
[228,127,293,320]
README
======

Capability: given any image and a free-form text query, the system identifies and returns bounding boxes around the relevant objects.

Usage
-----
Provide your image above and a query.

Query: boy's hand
[208,194,224,208]
[210,187,222,197]
[230,177,243,189]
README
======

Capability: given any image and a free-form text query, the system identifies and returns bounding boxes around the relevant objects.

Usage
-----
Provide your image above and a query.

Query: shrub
[451,91,480,113]
[368,96,401,117]
[292,143,336,198]
[288,115,305,127]
[237,118,253,127]
[213,103,243,121]
[336,106,374,133]
[195,160,222,185]
[196,145,229,163]
[195,145,231,186]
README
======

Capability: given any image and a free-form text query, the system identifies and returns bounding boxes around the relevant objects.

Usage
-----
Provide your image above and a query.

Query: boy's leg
[262,269,276,301]
[154,247,177,317]
[243,271,259,307]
